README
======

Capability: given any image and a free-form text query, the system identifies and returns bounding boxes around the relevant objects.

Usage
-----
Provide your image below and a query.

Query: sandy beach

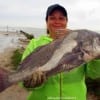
[0,31,29,100]
[0,47,29,100]
[0,31,99,100]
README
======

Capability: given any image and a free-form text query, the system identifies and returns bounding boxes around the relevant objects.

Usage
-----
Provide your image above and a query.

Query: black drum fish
[0,29,100,92]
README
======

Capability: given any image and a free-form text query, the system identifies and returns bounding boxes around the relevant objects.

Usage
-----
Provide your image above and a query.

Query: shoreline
[0,31,29,100]
[0,31,28,53]
[0,30,29,71]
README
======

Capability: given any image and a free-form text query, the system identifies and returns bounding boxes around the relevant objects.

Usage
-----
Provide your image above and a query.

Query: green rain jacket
[21,35,100,100]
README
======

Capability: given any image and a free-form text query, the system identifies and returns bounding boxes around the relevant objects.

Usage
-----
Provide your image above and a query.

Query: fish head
[79,32,100,61]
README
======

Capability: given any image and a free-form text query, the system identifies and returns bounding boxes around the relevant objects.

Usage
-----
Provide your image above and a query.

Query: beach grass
[11,49,23,70]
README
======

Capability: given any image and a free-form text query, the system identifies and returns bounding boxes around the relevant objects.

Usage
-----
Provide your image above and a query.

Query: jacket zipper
[60,73,62,100]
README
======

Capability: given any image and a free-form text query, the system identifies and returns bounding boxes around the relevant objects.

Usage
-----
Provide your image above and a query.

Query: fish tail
[0,67,11,92]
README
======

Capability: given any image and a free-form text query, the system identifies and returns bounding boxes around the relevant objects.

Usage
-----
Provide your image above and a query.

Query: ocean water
[0,32,25,53]
[0,26,47,53]
[0,26,46,38]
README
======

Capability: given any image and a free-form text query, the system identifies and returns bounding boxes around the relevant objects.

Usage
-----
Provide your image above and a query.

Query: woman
[21,4,100,100]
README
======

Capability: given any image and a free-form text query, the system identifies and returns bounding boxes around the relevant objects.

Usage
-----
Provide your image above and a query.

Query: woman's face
[46,10,68,37]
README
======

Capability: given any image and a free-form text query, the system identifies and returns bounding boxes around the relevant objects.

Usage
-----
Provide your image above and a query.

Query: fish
[0,29,100,92]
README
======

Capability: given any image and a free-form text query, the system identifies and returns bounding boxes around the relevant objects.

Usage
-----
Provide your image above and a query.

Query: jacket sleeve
[86,59,100,79]
[21,38,37,60]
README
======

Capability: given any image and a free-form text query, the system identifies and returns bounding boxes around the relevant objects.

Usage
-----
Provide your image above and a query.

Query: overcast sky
[0,0,100,30]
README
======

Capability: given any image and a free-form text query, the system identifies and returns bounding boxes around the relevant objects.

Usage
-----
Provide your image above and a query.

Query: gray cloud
[0,0,100,30]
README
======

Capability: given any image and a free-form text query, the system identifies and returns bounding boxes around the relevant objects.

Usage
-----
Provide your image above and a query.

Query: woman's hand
[55,29,69,39]
[23,71,46,88]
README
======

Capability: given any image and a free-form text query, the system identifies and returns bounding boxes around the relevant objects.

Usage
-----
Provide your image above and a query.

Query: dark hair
[45,4,68,21]
[45,4,68,34]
